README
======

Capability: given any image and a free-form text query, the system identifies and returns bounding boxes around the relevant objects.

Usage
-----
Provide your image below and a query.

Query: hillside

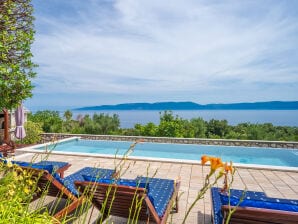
[75,101,298,110]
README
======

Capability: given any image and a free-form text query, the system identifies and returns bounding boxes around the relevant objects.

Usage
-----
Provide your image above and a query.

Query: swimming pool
[34,139,298,168]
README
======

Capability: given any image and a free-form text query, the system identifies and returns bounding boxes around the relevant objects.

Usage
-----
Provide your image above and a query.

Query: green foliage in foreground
[27,110,298,142]
[0,162,53,223]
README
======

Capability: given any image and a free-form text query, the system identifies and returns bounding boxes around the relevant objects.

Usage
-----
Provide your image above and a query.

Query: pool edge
[17,148,298,173]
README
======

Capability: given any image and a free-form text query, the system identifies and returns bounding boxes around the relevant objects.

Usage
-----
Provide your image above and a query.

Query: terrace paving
[17,152,298,224]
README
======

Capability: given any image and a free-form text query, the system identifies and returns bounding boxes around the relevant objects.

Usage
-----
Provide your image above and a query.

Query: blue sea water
[69,110,298,128]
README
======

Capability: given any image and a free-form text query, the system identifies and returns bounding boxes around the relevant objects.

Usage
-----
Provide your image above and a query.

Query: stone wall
[40,133,298,149]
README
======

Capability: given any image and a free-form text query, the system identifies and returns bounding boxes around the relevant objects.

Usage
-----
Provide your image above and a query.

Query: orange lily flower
[210,157,224,171]
[224,161,233,173]
[201,155,210,165]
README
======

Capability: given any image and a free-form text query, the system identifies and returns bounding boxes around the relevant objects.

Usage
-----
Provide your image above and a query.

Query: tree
[63,110,73,121]
[62,109,74,132]
[206,119,230,138]
[142,122,157,136]
[246,124,265,140]
[157,111,185,137]
[79,113,120,135]
[28,110,63,133]
[159,110,175,122]
[133,123,144,136]
[190,118,206,138]
[81,115,94,134]
[0,0,36,141]
[91,113,120,135]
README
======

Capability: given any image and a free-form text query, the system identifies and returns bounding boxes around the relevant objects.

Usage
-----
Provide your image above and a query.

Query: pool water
[37,139,298,168]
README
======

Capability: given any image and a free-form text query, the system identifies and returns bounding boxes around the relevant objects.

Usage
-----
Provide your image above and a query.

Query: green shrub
[28,110,63,133]
[0,161,53,223]
[22,121,43,144]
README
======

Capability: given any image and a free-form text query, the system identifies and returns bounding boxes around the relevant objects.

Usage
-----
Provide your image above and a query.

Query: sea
[67,110,298,128]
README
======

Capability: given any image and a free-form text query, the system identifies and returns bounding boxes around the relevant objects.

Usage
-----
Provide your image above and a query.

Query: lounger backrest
[75,181,159,222]
[21,166,76,200]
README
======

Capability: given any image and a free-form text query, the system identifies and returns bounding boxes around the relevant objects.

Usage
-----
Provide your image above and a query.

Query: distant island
[74,101,298,110]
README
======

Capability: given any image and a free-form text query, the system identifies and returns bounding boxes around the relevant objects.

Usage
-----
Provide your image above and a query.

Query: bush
[22,121,43,144]
[28,110,63,133]
[0,161,53,223]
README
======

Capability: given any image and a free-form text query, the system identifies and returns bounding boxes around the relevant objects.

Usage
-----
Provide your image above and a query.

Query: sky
[25,0,298,110]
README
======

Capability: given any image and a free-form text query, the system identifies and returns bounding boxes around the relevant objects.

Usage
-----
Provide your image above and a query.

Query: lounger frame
[21,166,83,220]
[0,143,15,157]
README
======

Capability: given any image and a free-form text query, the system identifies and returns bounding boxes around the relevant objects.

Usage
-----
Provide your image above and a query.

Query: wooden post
[3,109,9,143]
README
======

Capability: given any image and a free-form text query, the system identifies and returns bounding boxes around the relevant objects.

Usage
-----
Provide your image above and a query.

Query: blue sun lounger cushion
[35,161,69,172]
[62,167,115,197]
[117,179,147,189]
[83,176,148,189]
[12,161,54,174]
[136,177,175,218]
[82,175,115,184]
[8,159,69,173]
[211,187,298,224]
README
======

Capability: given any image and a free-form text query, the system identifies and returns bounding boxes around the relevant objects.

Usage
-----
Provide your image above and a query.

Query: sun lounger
[18,165,117,220]
[34,161,71,178]
[0,154,71,178]
[75,176,181,224]
[211,187,298,224]
[13,160,71,178]
[0,142,15,157]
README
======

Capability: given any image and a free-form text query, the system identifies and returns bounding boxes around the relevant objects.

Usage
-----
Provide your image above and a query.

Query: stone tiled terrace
[16,152,298,224]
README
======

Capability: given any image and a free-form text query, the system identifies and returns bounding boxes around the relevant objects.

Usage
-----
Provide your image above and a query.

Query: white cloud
[30,0,298,106]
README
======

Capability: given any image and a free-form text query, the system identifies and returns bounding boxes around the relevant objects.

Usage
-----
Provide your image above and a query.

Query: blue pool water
[37,139,298,168]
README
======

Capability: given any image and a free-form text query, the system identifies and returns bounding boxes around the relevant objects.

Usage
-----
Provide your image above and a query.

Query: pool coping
[17,137,298,172]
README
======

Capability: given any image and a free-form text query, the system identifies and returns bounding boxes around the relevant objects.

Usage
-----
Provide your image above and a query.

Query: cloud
[29,0,298,107]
